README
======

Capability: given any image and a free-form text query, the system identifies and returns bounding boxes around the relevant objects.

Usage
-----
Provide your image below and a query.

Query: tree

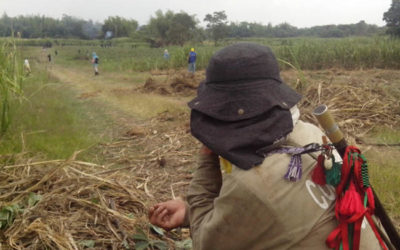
[102,16,138,38]
[167,12,196,46]
[204,11,229,45]
[383,0,400,36]
[146,10,197,46]
[229,22,254,37]
[273,23,298,37]
[82,20,102,39]
[147,10,174,46]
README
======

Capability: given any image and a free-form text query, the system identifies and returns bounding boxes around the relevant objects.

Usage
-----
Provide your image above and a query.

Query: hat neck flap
[190,107,294,170]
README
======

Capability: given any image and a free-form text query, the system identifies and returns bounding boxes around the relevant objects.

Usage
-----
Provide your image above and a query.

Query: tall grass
[0,79,114,162]
[273,37,400,70]
[0,37,149,49]
[48,36,400,73]
[0,53,114,162]
[52,44,218,72]
[0,39,23,137]
[366,147,400,222]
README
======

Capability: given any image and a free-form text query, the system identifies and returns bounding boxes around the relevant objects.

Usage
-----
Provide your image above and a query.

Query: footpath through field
[49,65,190,121]
[47,62,201,197]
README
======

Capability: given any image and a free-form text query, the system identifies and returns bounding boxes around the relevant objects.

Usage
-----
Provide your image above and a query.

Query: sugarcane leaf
[28,192,42,207]
[133,229,148,241]
[149,223,164,236]
[175,239,193,250]
[151,240,168,250]
[79,240,95,248]
[135,241,149,250]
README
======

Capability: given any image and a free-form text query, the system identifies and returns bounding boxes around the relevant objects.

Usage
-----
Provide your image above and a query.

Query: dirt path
[49,65,190,121]
[47,63,200,203]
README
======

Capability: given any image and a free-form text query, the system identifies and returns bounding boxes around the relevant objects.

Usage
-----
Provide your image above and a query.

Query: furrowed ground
[0,44,399,249]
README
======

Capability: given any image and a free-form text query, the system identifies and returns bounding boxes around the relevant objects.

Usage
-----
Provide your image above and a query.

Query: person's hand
[148,199,187,230]
[200,145,216,156]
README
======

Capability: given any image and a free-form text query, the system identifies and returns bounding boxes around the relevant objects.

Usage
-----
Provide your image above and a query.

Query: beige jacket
[187,121,386,250]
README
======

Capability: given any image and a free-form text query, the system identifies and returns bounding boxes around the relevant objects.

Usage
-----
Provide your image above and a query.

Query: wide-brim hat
[188,43,301,121]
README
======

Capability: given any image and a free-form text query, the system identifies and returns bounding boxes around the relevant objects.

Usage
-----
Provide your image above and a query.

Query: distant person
[23,59,31,75]
[163,49,170,60]
[47,54,52,62]
[55,50,58,56]
[188,48,197,74]
[91,52,99,76]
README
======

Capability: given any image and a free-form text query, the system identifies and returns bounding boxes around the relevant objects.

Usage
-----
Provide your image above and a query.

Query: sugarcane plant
[0,38,23,137]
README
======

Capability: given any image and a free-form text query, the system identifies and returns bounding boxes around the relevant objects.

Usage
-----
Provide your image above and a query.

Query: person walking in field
[187,48,197,74]
[163,49,170,60]
[91,52,99,76]
[23,59,31,75]
[149,43,390,250]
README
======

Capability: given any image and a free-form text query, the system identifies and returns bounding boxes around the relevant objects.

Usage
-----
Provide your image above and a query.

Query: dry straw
[1,110,198,249]
[1,157,149,249]
[297,73,400,143]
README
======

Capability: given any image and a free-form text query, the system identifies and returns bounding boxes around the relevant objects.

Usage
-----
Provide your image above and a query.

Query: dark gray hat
[188,43,301,121]
[188,43,301,169]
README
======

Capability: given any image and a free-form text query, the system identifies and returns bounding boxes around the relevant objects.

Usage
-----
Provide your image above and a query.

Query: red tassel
[312,154,326,185]
[366,187,375,211]
[339,182,364,216]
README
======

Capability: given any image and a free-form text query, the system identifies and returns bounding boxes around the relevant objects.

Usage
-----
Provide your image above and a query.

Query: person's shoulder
[288,120,324,145]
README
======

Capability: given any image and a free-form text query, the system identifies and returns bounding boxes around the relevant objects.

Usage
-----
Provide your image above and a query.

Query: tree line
[0,8,394,46]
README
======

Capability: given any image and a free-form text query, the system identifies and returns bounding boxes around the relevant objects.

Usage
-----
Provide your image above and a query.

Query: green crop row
[25,36,400,72]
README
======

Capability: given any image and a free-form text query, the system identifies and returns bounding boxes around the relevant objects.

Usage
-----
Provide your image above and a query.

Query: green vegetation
[0,39,23,136]
[383,0,400,37]
[144,10,198,47]
[0,61,113,162]
[40,36,400,73]
[364,127,400,220]
[272,36,400,70]
[366,148,400,221]
[0,11,385,45]
[204,11,229,45]
[102,16,138,38]
[51,44,217,72]
[0,13,102,39]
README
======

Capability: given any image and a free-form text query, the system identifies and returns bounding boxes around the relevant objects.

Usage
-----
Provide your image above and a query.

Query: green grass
[108,92,189,120]
[363,126,400,229]
[0,65,113,162]
[370,127,400,145]
[0,39,23,136]
[49,44,217,73]
[365,147,400,224]
[36,36,400,74]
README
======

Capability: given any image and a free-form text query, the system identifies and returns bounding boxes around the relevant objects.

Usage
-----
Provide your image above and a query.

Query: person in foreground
[149,43,387,249]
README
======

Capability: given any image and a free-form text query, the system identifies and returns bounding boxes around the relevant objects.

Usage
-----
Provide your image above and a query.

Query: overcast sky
[1,0,392,28]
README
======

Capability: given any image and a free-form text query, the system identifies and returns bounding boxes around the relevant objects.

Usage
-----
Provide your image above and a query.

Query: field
[0,37,400,249]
